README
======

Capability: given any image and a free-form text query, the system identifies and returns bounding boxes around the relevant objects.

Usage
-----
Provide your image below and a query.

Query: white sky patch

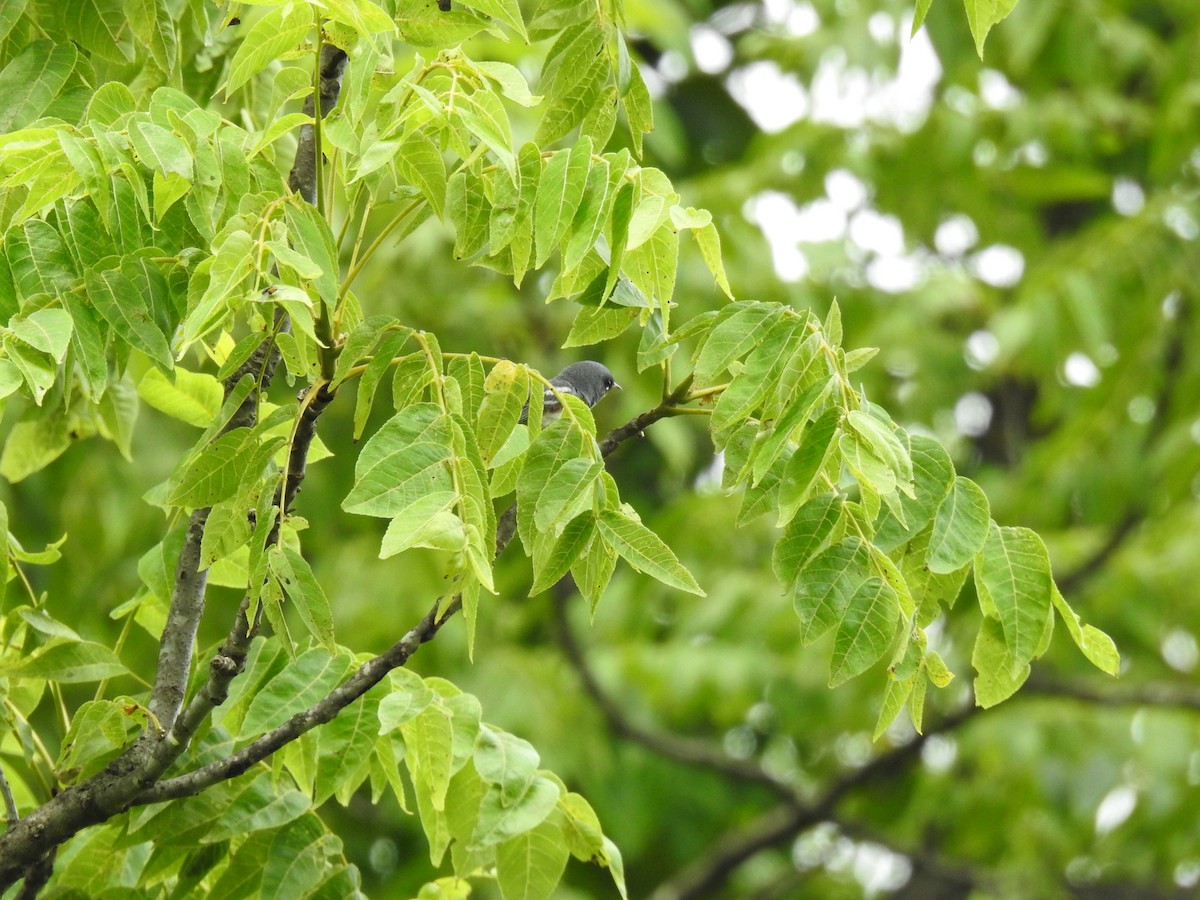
[1112,177,1145,216]
[955,392,993,437]
[979,68,1020,109]
[1177,861,1200,889]
[657,49,688,83]
[852,843,912,894]
[725,60,810,132]
[849,208,904,254]
[761,0,820,36]
[867,255,923,293]
[921,735,958,773]
[691,25,734,74]
[640,64,667,99]
[709,2,758,34]
[1164,204,1199,240]
[743,191,816,280]
[965,330,999,369]
[1063,352,1101,387]
[1017,140,1049,167]
[970,244,1025,287]
[1095,785,1137,835]
[1162,629,1199,673]
[935,214,979,256]
[826,169,868,211]
[868,11,895,44]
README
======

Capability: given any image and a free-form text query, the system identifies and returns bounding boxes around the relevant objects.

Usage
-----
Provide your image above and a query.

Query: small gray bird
[520,360,620,424]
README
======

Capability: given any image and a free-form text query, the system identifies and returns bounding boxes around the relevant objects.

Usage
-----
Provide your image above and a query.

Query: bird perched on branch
[521,360,620,425]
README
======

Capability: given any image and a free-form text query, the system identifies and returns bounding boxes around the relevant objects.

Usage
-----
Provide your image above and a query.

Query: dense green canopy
[0,0,1197,897]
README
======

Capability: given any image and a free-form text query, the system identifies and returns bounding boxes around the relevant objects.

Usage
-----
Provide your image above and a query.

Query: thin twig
[0,760,18,828]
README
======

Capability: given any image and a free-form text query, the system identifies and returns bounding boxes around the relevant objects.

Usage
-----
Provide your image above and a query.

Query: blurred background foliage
[5,0,1200,896]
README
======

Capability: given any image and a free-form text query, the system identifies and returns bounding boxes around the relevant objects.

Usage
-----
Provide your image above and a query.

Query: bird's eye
[605,377,614,388]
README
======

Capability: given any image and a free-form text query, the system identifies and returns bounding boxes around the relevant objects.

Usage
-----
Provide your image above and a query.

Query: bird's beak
[613,383,622,391]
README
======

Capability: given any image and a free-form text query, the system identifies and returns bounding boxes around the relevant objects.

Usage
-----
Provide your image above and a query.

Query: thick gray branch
[287,45,349,204]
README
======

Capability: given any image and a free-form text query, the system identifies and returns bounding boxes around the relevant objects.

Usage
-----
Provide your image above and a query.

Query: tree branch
[288,45,349,205]
[550,554,986,900]
[552,593,798,803]
[138,396,687,804]
[0,759,17,828]
[650,705,979,900]
[0,42,350,897]
[137,596,448,803]
[1024,675,1200,711]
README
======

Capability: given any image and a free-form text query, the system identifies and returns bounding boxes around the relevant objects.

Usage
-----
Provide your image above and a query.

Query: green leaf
[873,673,917,740]
[873,436,955,551]
[205,776,311,842]
[972,615,1029,708]
[0,638,128,682]
[169,430,274,508]
[402,703,455,811]
[474,777,560,847]
[927,476,990,574]
[846,408,914,495]
[829,577,900,687]
[693,303,781,384]
[477,361,529,466]
[285,200,339,310]
[56,699,138,775]
[138,367,222,427]
[694,222,732,298]
[776,408,840,524]
[9,308,72,363]
[622,61,653,156]
[268,546,336,649]
[912,0,934,33]
[563,156,613,272]
[87,266,173,368]
[0,409,72,481]
[533,458,602,533]
[530,514,595,595]
[241,647,352,736]
[379,494,463,557]
[458,0,526,38]
[66,0,136,62]
[0,41,77,133]
[377,668,436,731]
[975,525,1053,668]
[496,816,570,900]
[1051,587,1120,676]
[226,5,311,96]
[792,537,871,645]
[446,168,490,261]
[570,530,617,612]
[535,140,592,267]
[964,0,1018,57]
[710,315,806,437]
[596,507,705,595]
[396,128,447,215]
[457,89,516,174]
[129,120,193,180]
[343,404,455,517]
[772,493,843,586]
[475,725,540,807]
